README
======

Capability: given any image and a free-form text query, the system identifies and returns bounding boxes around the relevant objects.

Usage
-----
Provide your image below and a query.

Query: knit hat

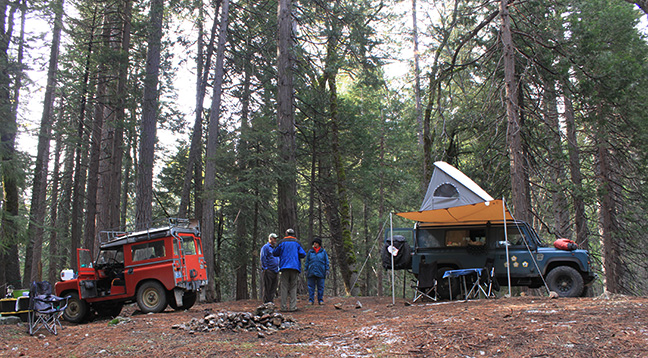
[312,238,322,246]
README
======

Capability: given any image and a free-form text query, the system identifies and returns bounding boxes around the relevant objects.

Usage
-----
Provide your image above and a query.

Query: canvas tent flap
[419,161,494,211]
[397,199,513,226]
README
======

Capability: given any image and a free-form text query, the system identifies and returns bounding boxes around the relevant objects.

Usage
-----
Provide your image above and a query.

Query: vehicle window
[132,240,166,262]
[434,183,459,198]
[97,248,124,265]
[417,229,443,248]
[467,230,486,246]
[492,226,526,246]
[182,236,197,255]
[446,230,469,247]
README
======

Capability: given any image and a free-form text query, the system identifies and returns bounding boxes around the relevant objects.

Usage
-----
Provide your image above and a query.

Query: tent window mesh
[434,183,459,198]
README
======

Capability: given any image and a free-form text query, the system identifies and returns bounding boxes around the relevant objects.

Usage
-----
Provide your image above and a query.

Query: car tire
[137,281,168,313]
[63,291,90,323]
[546,266,584,297]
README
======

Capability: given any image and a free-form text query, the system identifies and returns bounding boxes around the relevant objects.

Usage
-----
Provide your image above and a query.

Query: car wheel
[546,266,584,297]
[137,281,168,313]
[63,291,90,323]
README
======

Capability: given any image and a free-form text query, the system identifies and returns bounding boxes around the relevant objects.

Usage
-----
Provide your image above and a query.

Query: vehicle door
[173,233,207,284]
[492,224,538,278]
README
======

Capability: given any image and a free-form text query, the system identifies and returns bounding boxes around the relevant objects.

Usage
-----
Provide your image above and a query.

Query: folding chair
[28,281,70,335]
[412,261,438,302]
[479,258,499,298]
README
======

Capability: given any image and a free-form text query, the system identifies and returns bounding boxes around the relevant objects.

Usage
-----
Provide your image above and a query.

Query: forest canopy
[1,0,648,301]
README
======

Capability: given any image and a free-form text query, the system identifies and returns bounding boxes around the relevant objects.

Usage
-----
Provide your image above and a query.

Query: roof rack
[98,218,200,245]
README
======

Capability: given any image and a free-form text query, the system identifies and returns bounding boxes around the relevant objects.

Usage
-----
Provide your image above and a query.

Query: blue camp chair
[28,281,70,335]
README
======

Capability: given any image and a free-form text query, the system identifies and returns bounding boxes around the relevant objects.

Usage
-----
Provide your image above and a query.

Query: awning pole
[503,197,512,297]
[390,212,395,305]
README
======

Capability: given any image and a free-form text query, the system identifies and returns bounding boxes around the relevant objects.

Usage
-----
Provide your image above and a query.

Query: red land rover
[55,219,208,323]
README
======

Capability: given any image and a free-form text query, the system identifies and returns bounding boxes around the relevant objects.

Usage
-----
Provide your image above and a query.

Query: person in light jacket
[304,237,329,305]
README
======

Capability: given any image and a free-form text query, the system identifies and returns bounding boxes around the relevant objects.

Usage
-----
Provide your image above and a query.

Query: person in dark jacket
[273,228,306,311]
[260,233,280,303]
[304,237,329,305]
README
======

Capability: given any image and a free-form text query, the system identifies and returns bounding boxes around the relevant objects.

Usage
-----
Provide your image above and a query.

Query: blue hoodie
[273,236,306,272]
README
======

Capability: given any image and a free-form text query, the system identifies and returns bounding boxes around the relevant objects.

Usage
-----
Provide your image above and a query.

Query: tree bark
[178,0,220,218]
[136,0,164,230]
[0,0,22,291]
[71,6,98,267]
[412,0,423,148]
[543,83,570,239]
[25,0,64,284]
[48,128,63,283]
[202,0,230,302]
[500,0,530,222]
[276,0,298,235]
[562,84,588,247]
[597,129,621,293]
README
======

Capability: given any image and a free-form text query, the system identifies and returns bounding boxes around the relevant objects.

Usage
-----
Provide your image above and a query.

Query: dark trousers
[262,269,279,303]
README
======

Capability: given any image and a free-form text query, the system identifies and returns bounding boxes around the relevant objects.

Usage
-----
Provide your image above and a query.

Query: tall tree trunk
[85,8,113,253]
[276,0,298,234]
[562,83,588,247]
[0,0,22,291]
[412,0,423,148]
[235,59,254,301]
[500,0,530,221]
[179,0,220,218]
[97,0,131,233]
[48,129,63,283]
[202,0,229,302]
[136,0,164,229]
[25,0,64,284]
[71,7,98,266]
[543,83,570,238]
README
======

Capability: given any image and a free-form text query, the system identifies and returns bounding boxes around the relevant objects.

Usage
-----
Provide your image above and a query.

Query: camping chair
[412,261,438,302]
[28,281,70,335]
[479,258,499,298]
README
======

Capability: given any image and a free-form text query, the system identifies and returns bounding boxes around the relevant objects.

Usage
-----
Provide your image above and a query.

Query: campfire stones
[172,303,296,334]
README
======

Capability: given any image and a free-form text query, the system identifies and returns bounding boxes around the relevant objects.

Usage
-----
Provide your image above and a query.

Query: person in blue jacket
[273,228,306,311]
[260,233,280,303]
[304,237,329,305]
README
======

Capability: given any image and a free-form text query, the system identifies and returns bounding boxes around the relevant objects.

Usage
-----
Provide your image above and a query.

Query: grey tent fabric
[419,161,494,211]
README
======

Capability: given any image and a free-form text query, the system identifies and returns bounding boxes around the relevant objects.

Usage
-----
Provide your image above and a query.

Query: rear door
[174,233,207,284]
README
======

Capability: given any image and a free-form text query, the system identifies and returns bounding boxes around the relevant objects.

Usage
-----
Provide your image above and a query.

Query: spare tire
[382,235,412,270]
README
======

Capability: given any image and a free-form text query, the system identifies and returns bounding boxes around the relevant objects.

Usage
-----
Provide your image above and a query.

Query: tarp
[396,199,513,225]
[419,161,494,211]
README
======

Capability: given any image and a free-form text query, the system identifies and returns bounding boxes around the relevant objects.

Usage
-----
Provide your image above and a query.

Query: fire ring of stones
[171,303,296,336]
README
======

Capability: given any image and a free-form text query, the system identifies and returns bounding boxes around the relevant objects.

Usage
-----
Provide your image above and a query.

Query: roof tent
[396,161,513,225]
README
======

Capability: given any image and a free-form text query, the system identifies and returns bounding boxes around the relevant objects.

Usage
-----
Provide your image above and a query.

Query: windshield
[96,248,124,266]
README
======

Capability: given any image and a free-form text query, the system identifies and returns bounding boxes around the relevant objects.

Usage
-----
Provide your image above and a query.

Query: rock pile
[171,303,296,334]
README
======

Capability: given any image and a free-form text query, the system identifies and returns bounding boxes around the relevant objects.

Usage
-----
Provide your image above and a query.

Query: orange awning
[395,199,513,226]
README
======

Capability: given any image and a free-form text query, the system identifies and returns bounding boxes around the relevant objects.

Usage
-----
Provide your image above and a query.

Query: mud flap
[173,287,184,307]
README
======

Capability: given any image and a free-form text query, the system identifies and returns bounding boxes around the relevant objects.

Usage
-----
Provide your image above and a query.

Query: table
[442,268,484,300]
